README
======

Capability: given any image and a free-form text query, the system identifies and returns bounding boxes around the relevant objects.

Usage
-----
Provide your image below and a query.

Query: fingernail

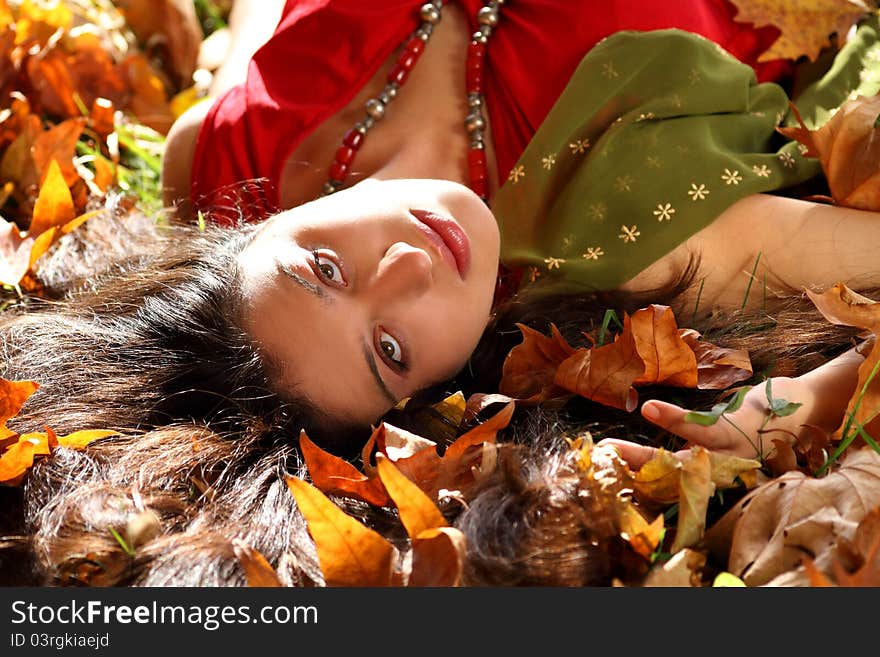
[642,403,659,420]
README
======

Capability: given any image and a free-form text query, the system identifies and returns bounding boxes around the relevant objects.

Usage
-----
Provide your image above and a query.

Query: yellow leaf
[57,429,118,450]
[729,0,872,62]
[713,572,747,587]
[376,454,447,540]
[670,447,714,554]
[30,159,74,236]
[285,476,395,586]
[619,504,665,561]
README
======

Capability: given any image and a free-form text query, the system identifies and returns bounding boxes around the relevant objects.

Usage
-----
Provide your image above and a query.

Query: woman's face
[238,178,501,427]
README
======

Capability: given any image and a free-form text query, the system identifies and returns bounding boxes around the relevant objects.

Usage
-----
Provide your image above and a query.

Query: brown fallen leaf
[500,323,574,402]
[555,318,643,412]
[115,0,203,91]
[298,430,390,507]
[409,526,466,587]
[805,283,880,441]
[705,446,880,586]
[778,96,880,212]
[232,539,283,587]
[729,0,872,62]
[502,306,752,412]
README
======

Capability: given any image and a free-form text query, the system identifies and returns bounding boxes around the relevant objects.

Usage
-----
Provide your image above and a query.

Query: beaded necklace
[320,0,504,203]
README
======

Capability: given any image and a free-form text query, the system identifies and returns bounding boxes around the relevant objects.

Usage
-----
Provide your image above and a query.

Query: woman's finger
[640,399,740,452]
[596,438,681,470]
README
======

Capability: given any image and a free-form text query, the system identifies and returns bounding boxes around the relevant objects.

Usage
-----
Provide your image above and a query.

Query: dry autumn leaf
[500,306,752,412]
[729,0,873,62]
[779,96,880,211]
[0,428,118,486]
[499,322,574,402]
[285,475,395,587]
[805,283,880,440]
[232,539,283,587]
[298,430,390,507]
[704,446,880,586]
[375,453,446,539]
[0,378,39,441]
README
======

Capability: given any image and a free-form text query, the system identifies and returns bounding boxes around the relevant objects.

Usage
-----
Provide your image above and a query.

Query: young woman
[0,0,878,586]
[160,0,880,428]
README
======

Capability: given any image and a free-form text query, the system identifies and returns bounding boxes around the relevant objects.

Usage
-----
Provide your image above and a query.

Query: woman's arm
[161,0,286,216]
[603,346,866,468]
[623,193,880,313]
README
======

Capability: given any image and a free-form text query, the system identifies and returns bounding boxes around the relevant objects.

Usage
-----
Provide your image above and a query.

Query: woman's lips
[409,209,471,278]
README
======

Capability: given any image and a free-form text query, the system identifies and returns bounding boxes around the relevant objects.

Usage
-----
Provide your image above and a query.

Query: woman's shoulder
[161,98,216,219]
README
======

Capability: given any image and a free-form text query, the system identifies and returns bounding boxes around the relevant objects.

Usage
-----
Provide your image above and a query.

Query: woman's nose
[367,242,433,303]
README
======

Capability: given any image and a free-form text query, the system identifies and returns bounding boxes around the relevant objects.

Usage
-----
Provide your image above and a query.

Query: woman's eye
[312,251,345,285]
[377,329,404,367]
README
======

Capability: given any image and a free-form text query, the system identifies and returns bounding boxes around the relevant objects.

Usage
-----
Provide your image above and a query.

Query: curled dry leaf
[778,96,880,212]
[300,399,514,508]
[500,305,752,412]
[805,282,880,440]
[704,446,880,586]
[500,323,574,402]
[409,527,466,587]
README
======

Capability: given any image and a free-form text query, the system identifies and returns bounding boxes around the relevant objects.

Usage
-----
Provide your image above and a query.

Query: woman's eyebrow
[362,342,398,406]
[275,258,327,300]
[275,257,394,405]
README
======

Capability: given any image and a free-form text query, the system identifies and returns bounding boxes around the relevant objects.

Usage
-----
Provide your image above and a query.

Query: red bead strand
[320,1,502,204]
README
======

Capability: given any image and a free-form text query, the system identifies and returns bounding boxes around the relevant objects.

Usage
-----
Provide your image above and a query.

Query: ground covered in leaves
[2,0,880,587]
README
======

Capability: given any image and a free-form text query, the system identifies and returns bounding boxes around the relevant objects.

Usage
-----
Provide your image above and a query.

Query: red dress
[190,0,786,221]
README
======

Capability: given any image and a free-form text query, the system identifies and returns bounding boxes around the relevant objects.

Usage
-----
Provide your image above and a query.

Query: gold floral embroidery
[527,266,541,283]
[602,62,619,79]
[582,247,604,260]
[587,203,606,221]
[721,168,742,185]
[544,257,565,270]
[752,164,771,178]
[541,154,557,170]
[569,139,590,155]
[507,164,525,183]
[687,183,709,201]
[618,225,640,243]
[653,203,675,221]
[613,175,633,192]
[645,155,662,169]
[778,152,795,168]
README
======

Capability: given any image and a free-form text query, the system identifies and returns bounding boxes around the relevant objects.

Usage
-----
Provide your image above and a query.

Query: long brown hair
[0,206,865,586]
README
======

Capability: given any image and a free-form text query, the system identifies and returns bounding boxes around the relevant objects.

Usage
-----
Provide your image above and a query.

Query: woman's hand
[600,347,865,470]
[599,379,807,469]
